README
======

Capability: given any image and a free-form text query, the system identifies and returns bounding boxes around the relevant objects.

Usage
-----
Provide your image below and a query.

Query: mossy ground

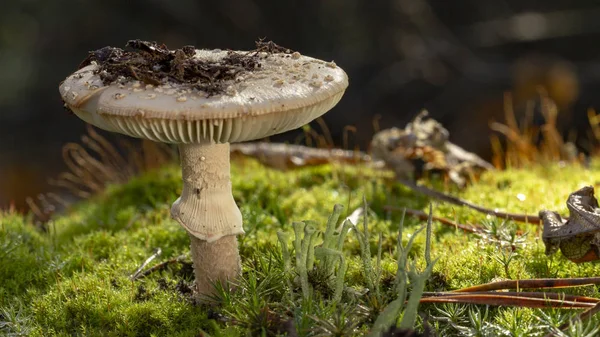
[2,157,600,336]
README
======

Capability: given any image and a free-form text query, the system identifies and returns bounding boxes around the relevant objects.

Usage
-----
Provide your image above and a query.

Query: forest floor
[2,155,600,336]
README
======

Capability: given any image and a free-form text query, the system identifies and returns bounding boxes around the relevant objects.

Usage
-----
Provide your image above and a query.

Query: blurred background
[2,0,600,211]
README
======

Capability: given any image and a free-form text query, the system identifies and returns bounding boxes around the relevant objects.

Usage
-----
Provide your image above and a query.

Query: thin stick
[230,142,549,223]
[131,254,189,280]
[130,248,162,280]
[384,206,483,233]
[397,179,545,223]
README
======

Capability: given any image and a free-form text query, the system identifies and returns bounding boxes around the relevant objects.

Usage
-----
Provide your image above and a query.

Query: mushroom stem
[171,142,244,297]
[172,142,244,241]
[189,233,241,297]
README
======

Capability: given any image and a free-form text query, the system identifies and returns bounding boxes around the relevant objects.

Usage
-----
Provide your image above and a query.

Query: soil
[78,39,294,96]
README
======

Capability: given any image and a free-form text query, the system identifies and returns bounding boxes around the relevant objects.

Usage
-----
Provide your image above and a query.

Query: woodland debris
[78,39,268,96]
[541,186,600,262]
[230,142,371,170]
[131,254,190,281]
[371,111,494,187]
[130,248,162,280]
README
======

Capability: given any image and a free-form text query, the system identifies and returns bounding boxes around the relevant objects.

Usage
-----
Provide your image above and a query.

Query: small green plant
[210,246,290,336]
[492,249,520,279]
[478,219,526,250]
[536,308,600,337]
[432,303,469,335]
[351,197,382,299]
[368,206,438,336]
[308,303,369,337]
[494,308,537,337]
[0,300,33,337]
[277,201,439,336]
[278,204,349,301]
[460,305,499,336]
[556,318,600,337]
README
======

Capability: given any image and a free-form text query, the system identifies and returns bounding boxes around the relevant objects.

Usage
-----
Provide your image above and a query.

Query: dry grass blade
[587,108,600,142]
[372,114,382,133]
[25,195,51,223]
[52,143,124,194]
[30,126,176,224]
[490,92,537,167]
[120,138,177,172]
[84,125,132,176]
[315,117,334,148]
[489,122,534,160]
[295,123,329,149]
[49,173,93,199]
[453,277,600,293]
[542,97,572,162]
[585,108,600,156]
[490,90,585,168]
[342,125,357,151]
[489,134,505,168]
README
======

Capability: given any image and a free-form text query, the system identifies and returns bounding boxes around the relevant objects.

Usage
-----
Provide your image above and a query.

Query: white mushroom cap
[59,50,348,144]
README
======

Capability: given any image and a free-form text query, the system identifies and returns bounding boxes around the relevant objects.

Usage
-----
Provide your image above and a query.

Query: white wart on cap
[59,50,348,144]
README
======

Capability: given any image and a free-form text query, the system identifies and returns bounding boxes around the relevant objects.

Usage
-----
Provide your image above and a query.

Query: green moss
[0,214,55,307]
[2,157,600,336]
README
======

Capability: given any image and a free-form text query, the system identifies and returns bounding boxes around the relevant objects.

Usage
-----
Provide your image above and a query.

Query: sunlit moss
[2,157,600,336]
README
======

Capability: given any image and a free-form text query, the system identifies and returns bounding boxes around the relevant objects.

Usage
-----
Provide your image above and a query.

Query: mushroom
[59,44,348,298]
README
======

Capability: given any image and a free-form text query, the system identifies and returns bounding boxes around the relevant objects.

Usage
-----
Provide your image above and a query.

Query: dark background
[2,0,600,210]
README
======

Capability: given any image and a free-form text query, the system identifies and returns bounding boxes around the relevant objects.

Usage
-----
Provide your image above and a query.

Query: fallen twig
[397,179,544,223]
[131,254,190,281]
[383,206,483,233]
[231,142,549,224]
[130,248,162,280]
[230,142,371,170]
